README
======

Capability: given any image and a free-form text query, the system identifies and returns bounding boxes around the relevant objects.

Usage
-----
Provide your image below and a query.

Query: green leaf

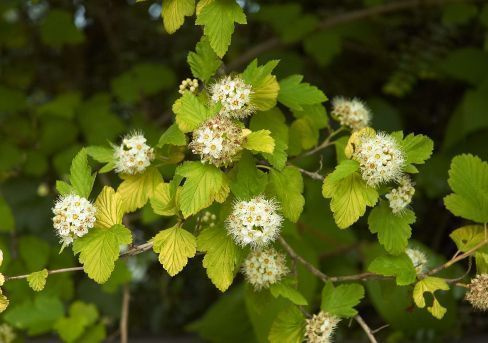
[173,92,219,132]
[243,129,275,153]
[117,167,163,213]
[187,37,222,82]
[150,182,180,216]
[249,108,289,170]
[444,154,488,223]
[27,269,49,292]
[73,224,132,284]
[269,279,308,306]
[400,133,434,165]
[152,225,197,276]
[94,186,124,229]
[267,167,304,223]
[161,0,195,34]
[413,277,450,319]
[69,148,96,198]
[0,196,14,232]
[268,306,306,343]
[197,226,244,291]
[37,91,81,119]
[86,146,114,164]
[195,0,247,57]
[56,180,74,196]
[5,295,64,335]
[19,236,50,272]
[450,225,486,252]
[157,123,187,147]
[367,254,417,285]
[40,9,85,48]
[54,301,99,343]
[322,172,378,229]
[242,59,280,111]
[289,117,319,152]
[77,323,106,343]
[368,201,415,255]
[277,75,327,111]
[321,282,365,318]
[176,162,229,218]
[229,152,268,199]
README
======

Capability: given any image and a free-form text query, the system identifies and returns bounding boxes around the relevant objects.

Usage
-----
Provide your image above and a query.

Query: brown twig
[120,284,130,343]
[227,0,486,71]
[5,241,154,281]
[354,315,378,343]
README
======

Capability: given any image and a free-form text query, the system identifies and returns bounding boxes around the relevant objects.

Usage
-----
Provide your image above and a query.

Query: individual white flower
[466,274,488,311]
[352,131,405,187]
[305,311,340,343]
[385,175,415,214]
[210,75,253,118]
[331,97,371,131]
[242,247,288,290]
[178,78,199,94]
[189,116,244,167]
[52,194,96,246]
[406,247,428,274]
[226,195,283,248]
[114,133,155,175]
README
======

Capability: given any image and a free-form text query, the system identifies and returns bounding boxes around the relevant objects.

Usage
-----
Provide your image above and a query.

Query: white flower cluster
[114,133,155,175]
[226,195,283,248]
[353,132,405,187]
[189,116,244,167]
[466,274,488,311]
[242,247,288,290]
[305,311,340,343]
[406,247,428,274]
[210,75,253,118]
[332,97,371,131]
[52,194,96,246]
[386,175,415,214]
[178,78,198,94]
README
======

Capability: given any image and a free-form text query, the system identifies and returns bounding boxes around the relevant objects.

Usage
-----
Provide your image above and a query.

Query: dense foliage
[1,0,488,342]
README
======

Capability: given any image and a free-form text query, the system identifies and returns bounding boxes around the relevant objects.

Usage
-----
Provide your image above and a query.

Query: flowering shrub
[1,1,488,342]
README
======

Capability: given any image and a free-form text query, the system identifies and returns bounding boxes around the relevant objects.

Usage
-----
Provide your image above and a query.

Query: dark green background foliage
[0,0,488,341]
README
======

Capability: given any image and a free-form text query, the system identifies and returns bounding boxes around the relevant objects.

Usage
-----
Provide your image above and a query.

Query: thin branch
[120,284,130,343]
[291,165,325,181]
[354,315,378,343]
[423,239,488,278]
[5,241,154,281]
[278,236,328,282]
[227,0,486,70]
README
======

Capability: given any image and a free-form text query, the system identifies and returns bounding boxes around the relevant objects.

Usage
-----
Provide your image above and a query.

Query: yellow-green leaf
[242,59,280,111]
[161,0,195,34]
[117,167,163,213]
[94,186,124,229]
[323,172,378,229]
[0,291,8,313]
[152,225,197,276]
[173,88,219,133]
[150,183,179,216]
[413,276,449,319]
[197,226,244,291]
[73,224,132,284]
[27,269,48,292]
[243,129,275,154]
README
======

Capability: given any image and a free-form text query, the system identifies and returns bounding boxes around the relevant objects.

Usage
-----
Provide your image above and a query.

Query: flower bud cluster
[352,132,405,187]
[466,274,488,311]
[242,247,288,290]
[52,194,96,246]
[226,195,283,248]
[210,75,253,118]
[386,175,415,214]
[189,116,244,167]
[305,311,340,343]
[332,97,371,131]
[114,133,155,175]
[178,78,198,94]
